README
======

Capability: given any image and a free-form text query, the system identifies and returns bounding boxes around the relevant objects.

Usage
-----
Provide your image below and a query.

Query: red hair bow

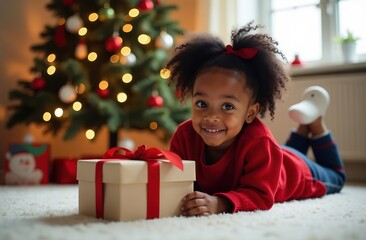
[224,45,258,59]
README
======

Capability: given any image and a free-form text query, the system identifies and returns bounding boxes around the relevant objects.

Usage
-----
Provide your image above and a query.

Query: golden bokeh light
[160,68,171,79]
[122,73,133,83]
[43,112,51,122]
[47,54,56,63]
[117,92,128,103]
[110,54,119,63]
[129,8,139,17]
[47,66,56,75]
[88,13,98,22]
[72,101,82,111]
[85,129,95,140]
[120,46,131,56]
[122,24,133,33]
[78,27,87,36]
[149,121,158,130]
[138,34,151,45]
[99,80,109,90]
[87,52,98,61]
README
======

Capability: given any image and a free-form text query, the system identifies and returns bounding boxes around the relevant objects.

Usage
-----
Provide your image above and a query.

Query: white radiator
[263,72,366,161]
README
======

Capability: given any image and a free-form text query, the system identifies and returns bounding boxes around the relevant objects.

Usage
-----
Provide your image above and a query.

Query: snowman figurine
[5,151,43,185]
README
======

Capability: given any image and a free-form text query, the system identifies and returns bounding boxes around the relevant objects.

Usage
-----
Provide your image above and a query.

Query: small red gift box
[52,155,102,184]
[52,158,79,184]
[5,143,50,185]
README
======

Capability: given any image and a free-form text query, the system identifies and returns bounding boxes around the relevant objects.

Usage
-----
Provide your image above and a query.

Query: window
[268,0,366,64]
[338,0,366,55]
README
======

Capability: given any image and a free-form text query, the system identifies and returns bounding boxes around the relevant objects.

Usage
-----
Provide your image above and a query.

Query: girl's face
[192,67,259,150]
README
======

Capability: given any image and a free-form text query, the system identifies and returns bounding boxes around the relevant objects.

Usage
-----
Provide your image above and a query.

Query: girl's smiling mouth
[202,127,225,134]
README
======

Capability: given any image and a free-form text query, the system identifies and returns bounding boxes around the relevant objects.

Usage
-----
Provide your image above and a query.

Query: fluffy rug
[0,184,365,240]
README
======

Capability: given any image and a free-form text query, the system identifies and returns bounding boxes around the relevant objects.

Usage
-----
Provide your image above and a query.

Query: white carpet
[0,184,365,240]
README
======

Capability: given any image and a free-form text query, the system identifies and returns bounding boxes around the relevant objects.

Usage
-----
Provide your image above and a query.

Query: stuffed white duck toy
[288,86,330,125]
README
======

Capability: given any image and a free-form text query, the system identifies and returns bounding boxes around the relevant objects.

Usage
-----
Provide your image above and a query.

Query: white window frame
[260,0,365,65]
[197,0,365,66]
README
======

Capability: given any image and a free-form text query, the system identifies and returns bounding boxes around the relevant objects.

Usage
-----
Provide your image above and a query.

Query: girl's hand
[180,191,231,217]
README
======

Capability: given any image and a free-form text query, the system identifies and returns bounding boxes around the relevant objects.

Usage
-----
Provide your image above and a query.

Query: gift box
[52,155,102,184]
[5,143,50,185]
[52,158,79,184]
[77,146,195,221]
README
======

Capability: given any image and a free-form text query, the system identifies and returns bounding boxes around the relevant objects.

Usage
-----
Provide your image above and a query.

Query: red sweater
[169,118,326,212]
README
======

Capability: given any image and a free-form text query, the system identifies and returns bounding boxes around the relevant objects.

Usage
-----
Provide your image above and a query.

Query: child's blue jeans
[283,132,346,194]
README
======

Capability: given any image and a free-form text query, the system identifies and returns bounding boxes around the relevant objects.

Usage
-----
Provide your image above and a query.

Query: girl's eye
[222,103,234,110]
[195,101,207,108]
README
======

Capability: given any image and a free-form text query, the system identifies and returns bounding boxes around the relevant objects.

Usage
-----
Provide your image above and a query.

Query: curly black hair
[166,21,290,120]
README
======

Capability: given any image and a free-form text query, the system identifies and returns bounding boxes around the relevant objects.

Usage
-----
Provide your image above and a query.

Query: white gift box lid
[77,159,196,184]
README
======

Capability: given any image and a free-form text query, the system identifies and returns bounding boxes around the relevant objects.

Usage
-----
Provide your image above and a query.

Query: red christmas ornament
[147,95,164,107]
[55,24,66,47]
[105,36,123,53]
[138,0,154,11]
[31,76,46,91]
[291,54,303,66]
[96,88,110,99]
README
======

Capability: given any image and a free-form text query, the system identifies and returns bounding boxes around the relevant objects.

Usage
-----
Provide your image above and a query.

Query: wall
[0,0,199,183]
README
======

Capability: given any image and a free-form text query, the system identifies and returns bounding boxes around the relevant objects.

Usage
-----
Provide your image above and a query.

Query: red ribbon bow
[224,45,258,59]
[95,145,183,219]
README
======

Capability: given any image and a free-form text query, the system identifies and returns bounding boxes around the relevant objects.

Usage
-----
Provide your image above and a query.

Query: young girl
[167,22,346,217]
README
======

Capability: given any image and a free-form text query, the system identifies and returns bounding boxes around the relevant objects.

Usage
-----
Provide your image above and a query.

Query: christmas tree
[6,0,191,148]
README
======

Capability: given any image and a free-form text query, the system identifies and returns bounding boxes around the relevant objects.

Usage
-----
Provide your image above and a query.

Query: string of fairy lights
[35,2,173,141]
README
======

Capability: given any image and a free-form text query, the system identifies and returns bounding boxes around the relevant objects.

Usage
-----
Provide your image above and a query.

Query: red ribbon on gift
[95,145,183,219]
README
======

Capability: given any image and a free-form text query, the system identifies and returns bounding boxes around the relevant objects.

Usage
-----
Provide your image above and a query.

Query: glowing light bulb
[43,112,51,121]
[47,54,56,63]
[160,68,171,79]
[78,27,87,36]
[88,52,97,61]
[117,92,128,103]
[47,66,56,75]
[150,122,158,130]
[54,108,63,117]
[89,13,98,22]
[86,129,95,140]
[122,73,132,83]
[99,80,109,90]
[73,101,82,111]
[138,34,151,45]
[120,46,131,56]
[129,8,139,17]
[110,54,119,63]
[122,24,133,33]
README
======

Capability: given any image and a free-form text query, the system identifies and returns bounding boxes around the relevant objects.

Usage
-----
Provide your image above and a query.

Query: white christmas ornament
[59,84,77,103]
[66,14,83,33]
[23,134,34,144]
[126,53,137,65]
[156,31,174,49]
[121,53,137,66]
[118,137,135,150]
